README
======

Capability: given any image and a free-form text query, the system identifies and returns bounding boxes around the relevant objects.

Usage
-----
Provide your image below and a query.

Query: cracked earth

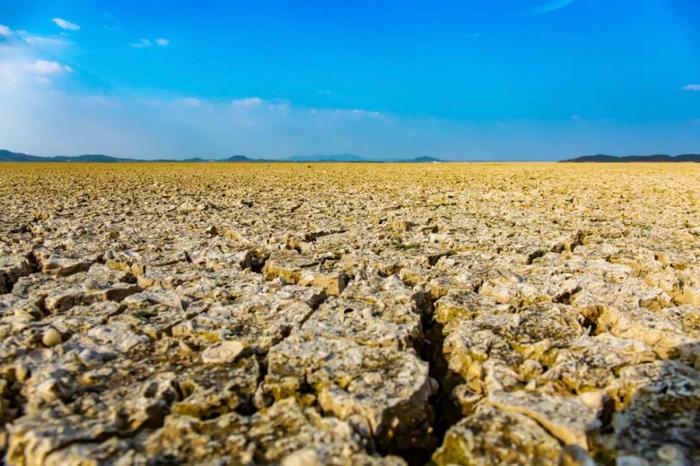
[1,162,699,465]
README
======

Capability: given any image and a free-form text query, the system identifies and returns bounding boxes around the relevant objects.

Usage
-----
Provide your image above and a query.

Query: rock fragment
[200,340,244,364]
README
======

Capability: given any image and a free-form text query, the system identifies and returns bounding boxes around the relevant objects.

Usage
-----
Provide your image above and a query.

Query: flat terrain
[1,163,699,465]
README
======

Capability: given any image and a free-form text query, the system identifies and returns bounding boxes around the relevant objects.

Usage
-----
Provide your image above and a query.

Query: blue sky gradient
[1,0,699,160]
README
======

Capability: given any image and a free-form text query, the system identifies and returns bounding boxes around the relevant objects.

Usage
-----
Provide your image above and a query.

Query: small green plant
[393,240,418,251]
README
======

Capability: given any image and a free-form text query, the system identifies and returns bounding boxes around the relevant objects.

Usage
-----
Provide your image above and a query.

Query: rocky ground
[0,162,698,466]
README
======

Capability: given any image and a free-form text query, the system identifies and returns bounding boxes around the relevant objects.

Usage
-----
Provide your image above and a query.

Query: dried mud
[1,162,699,465]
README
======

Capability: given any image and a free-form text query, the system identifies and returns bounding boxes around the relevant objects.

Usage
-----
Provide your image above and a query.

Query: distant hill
[0,149,219,163]
[225,155,254,162]
[562,154,700,163]
[0,149,444,163]
[52,154,133,162]
[0,150,41,162]
[0,150,134,162]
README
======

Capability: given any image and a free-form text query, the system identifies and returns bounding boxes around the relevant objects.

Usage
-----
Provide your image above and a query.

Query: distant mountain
[0,149,219,163]
[562,154,700,163]
[52,154,133,162]
[0,149,444,163]
[0,150,41,162]
[0,150,134,162]
[225,155,254,162]
[286,154,366,162]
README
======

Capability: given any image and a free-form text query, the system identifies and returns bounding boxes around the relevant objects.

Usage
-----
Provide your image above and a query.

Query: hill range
[0,150,444,164]
[3,149,699,163]
[561,154,700,163]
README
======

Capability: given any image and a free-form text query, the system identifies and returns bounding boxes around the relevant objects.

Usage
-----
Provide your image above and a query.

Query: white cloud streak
[232,97,263,107]
[0,59,71,87]
[0,24,12,37]
[532,0,575,15]
[52,18,80,31]
[16,30,71,50]
[130,38,152,48]
[27,60,72,75]
[131,38,170,48]
[683,84,700,91]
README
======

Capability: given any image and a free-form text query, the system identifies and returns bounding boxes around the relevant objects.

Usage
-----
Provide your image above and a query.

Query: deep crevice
[1,253,40,294]
[555,286,581,305]
[421,321,464,458]
[1,376,27,459]
[384,294,464,466]
[526,249,547,265]
[241,249,269,273]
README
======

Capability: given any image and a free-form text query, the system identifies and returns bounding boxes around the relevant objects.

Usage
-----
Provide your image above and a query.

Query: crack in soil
[384,293,465,466]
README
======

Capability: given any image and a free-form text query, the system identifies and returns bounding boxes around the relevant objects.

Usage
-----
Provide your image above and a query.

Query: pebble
[42,328,63,347]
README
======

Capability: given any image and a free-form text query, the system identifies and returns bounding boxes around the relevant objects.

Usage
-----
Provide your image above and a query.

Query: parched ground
[0,162,699,466]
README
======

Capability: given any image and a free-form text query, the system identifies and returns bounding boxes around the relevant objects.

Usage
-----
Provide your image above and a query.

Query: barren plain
[0,162,699,466]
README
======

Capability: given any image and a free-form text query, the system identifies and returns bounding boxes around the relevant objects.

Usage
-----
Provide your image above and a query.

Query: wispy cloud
[175,97,203,107]
[17,30,71,49]
[683,84,700,92]
[233,97,263,107]
[28,59,72,75]
[0,24,74,87]
[52,18,80,31]
[309,108,383,119]
[130,38,170,48]
[0,58,72,87]
[532,0,575,15]
[130,38,152,48]
[2,77,699,160]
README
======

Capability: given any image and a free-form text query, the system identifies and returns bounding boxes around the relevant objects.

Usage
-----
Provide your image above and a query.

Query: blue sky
[1,0,699,160]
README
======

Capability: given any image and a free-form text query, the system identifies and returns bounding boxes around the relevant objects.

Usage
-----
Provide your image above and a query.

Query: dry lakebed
[0,162,699,465]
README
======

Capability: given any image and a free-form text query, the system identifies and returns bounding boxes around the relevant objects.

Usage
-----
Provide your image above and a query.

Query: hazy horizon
[1,0,699,160]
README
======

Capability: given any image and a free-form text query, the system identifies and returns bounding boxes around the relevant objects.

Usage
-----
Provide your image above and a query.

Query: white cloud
[27,60,72,75]
[131,38,169,48]
[176,97,202,107]
[232,97,263,107]
[0,58,71,87]
[342,109,382,118]
[533,0,575,15]
[309,108,383,119]
[130,38,152,48]
[17,30,70,49]
[0,24,12,37]
[683,84,700,92]
[265,101,291,113]
[52,18,80,31]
